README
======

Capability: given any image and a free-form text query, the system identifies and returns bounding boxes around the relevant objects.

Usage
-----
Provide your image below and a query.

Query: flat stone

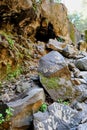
[46,39,65,52]
[33,102,78,130]
[38,51,71,78]
[7,87,45,130]
[62,45,77,58]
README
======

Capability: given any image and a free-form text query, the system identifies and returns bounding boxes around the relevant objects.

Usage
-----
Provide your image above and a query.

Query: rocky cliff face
[1,1,87,130]
[0,0,74,80]
[0,0,71,41]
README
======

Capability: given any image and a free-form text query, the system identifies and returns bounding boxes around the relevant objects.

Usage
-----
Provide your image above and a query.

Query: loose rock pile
[0,0,87,130]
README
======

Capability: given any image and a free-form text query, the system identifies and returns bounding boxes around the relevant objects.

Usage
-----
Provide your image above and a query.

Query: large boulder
[0,0,37,39]
[38,51,71,78]
[62,44,78,58]
[7,87,45,130]
[0,0,77,44]
[33,102,78,130]
[34,102,87,130]
[40,1,70,41]
[40,74,80,101]
[46,38,66,52]
[38,51,81,101]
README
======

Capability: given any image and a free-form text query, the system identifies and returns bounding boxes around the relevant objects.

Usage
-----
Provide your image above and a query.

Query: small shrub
[5,107,14,121]
[0,114,4,124]
[7,68,22,79]
[57,99,70,106]
[39,103,47,112]
[0,107,14,125]
[6,64,22,80]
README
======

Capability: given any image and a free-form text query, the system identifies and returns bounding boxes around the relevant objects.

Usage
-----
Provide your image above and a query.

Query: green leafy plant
[57,99,70,106]
[6,64,22,80]
[0,107,14,125]
[39,103,47,112]
[33,4,37,11]
[7,68,22,79]
[0,114,4,124]
[68,12,87,32]
[57,36,65,42]
[5,107,14,121]
[6,36,14,47]
[0,32,14,47]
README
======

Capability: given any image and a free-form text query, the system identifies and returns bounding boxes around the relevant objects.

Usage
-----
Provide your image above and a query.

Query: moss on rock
[40,73,78,101]
[40,74,60,90]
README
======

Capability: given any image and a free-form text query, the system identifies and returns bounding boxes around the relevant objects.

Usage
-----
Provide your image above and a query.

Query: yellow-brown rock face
[40,1,70,41]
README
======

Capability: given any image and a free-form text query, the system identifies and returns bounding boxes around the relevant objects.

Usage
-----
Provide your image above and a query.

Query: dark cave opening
[35,18,56,42]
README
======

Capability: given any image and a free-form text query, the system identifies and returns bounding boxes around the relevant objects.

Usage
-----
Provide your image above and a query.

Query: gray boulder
[40,74,80,101]
[62,45,77,58]
[38,51,71,78]
[33,102,78,130]
[7,87,45,130]
[34,111,70,130]
[38,51,81,101]
[48,102,78,127]
[46,39,65,52]
[75,57,87,71]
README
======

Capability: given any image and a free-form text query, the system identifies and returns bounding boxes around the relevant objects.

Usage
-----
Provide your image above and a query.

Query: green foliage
[40,74,59,89]
[5,107,14,121]
[7,68,22,80]
[68,12,87,32]
[1,32,14,47]
[33,3,37,11]
[7,64,22,80]
[57,99,70,105]
[0,107,14,124]
[57,36,65,42]
[0,114,4,124]
[6,36,14,47]
[68,13,82,25]
[39,103,47,112]
[54,0,61,3]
